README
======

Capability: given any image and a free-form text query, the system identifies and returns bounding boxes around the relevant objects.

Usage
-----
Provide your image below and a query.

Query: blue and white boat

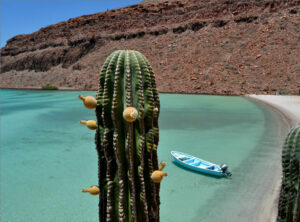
[171,151,232,177]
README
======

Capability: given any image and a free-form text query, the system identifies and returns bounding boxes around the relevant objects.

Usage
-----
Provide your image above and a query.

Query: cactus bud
[80,120,97,130]
[123,107,138,122]
[151,171,168,183]
[159,161,166,171]
[82,185,100,195]
[78,95,97,109]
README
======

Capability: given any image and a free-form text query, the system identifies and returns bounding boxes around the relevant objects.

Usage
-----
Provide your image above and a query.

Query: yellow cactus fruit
[151,170,168,183]
[82,185,100,195]
[159,161,166,171]
[78,95,97,109]
[123,107,138,122]
[80,120,97,130]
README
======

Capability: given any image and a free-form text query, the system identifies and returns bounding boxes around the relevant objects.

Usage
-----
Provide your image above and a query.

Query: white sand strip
[246,95,300,126]
[245,94,300,222]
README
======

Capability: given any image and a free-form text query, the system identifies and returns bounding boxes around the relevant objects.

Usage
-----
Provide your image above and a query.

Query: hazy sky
[0,0,141,48]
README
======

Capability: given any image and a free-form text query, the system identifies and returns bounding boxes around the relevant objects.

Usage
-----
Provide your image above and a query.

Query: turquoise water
[0,90,285,222]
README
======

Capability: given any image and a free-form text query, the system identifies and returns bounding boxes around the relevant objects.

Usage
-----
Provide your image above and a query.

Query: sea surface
[0,89,286,222]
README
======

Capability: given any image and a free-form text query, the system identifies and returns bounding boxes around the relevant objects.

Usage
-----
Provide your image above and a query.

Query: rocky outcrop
[1,0,300,95]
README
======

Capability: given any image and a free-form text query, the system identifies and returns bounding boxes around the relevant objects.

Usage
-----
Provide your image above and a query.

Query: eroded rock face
[1,0,300,95]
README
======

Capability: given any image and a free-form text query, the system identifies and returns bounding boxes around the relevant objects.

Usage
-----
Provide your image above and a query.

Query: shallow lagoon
[0,90,285,221]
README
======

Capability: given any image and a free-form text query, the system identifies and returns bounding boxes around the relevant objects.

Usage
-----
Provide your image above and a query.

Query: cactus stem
[92,50,161,221]
[277,125,300,221]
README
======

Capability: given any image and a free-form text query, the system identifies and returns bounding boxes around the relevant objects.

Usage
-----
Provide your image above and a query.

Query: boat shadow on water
[172,161,227,180]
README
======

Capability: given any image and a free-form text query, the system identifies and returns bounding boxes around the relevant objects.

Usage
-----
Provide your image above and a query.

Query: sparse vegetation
[42,85,58,90]
[279,89,291,95]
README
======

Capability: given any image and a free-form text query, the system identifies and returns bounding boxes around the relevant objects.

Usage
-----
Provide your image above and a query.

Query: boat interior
[178,156,216,169]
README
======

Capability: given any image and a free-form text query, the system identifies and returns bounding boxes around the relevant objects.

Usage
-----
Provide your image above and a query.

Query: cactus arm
[277,126,300,222]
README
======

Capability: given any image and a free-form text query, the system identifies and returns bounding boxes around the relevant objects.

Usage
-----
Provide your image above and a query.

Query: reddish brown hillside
[1,0,299,95]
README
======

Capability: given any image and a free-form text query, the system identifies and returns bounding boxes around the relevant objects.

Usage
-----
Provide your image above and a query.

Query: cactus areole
[95,50,161,222]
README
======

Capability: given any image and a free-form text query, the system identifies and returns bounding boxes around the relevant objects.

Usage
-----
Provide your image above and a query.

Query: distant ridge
[1,0,299,95]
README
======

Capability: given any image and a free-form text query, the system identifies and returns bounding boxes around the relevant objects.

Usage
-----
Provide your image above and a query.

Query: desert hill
[1,0,299,95]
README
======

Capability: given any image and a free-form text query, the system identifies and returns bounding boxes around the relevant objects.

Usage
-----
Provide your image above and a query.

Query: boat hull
[171,151,225,177]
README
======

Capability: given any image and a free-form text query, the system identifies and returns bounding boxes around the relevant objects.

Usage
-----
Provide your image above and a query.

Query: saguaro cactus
[277,125,300,222]
[80,50,166,222]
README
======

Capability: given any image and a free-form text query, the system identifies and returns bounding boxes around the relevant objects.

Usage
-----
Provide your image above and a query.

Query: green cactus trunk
[277,125,300,222]
[95,50,161,222]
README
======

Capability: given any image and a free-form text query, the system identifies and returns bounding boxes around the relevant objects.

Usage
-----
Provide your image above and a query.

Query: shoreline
[0,87,241,96]
[245,95,300,127]
[245,94,300,222]
[2,87,300,97]
[2,88,300,98]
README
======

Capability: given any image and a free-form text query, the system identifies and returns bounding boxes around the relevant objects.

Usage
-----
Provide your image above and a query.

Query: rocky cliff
[1,0,299,95]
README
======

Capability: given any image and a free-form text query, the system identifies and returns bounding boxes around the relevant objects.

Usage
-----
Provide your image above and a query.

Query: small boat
[171,151,232,177]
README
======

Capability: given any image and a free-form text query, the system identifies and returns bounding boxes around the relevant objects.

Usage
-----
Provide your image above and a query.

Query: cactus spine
[92,50,162,222]
[277,125,300,222]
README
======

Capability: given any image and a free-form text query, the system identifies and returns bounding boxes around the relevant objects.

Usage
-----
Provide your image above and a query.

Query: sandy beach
[245,94,300,221]
[247,95,300,126]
